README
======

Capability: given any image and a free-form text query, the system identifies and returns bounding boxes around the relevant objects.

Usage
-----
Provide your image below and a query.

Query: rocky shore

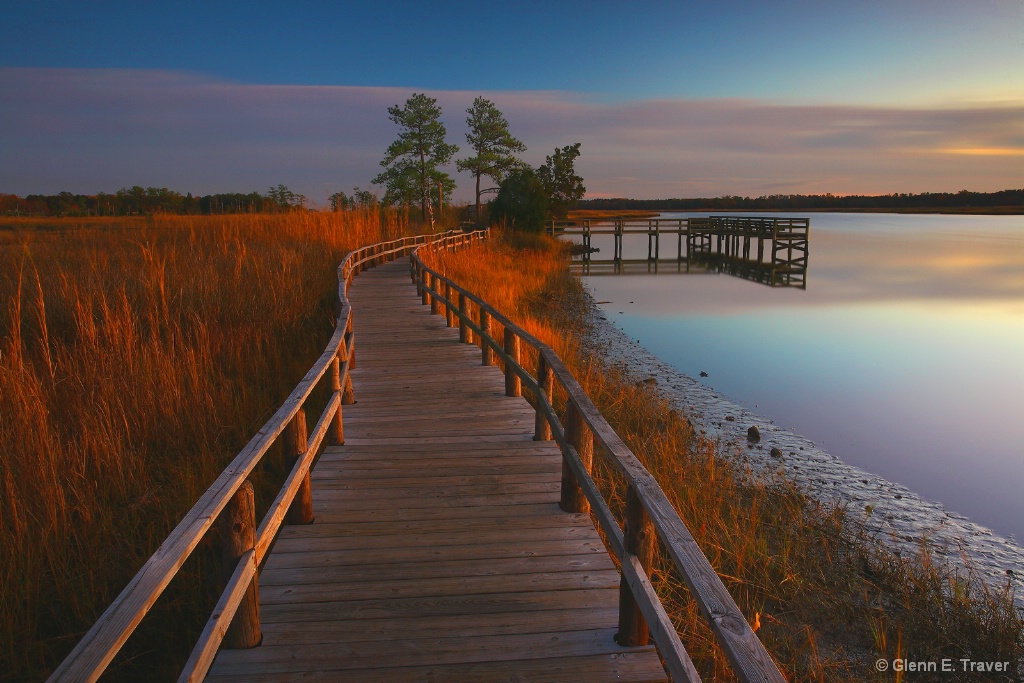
[588,303,1024,608]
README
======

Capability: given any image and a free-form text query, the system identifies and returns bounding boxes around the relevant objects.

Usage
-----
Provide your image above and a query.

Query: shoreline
[585,298,1024,607]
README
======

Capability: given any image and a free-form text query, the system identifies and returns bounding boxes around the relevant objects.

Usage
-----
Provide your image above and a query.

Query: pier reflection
[558,216,809,288]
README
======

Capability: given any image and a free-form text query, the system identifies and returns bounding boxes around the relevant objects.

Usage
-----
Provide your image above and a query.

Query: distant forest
[0,184,314,217]
[579,189,1024,212]
[3,186,1022,217]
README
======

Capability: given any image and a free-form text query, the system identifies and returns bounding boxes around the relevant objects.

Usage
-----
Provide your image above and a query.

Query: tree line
[0,184,310,217]
[578,189,1024,212]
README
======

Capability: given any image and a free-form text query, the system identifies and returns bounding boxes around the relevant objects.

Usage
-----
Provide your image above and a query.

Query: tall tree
[456,97,526,222]
[372,93,458,226]
[536,143,585,219]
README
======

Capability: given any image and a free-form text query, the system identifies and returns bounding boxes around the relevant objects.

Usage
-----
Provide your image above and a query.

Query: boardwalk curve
[205,259,667,682]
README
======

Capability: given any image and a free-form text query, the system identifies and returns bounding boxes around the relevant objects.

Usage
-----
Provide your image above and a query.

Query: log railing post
[458,293,471,343]
[617,484,657,646]
[534,356,552,441]
[480,309,494,366]
[221,480,261,649]
[329,354,344,445]
[560,400,593,513]
[429,274,441,315]
[283,410,314,525]
[421,271,431,306]
[504,328,521,397]
[445,282,456,328]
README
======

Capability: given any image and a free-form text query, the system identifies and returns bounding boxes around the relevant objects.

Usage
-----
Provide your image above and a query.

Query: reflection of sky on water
[583,213,1024,541]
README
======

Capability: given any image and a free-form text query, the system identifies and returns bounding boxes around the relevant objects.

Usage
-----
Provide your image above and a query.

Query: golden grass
[424,229,1024,682]
[0,211,415,680]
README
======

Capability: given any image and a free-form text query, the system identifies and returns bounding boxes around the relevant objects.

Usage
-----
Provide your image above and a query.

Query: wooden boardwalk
[206,261,668,682]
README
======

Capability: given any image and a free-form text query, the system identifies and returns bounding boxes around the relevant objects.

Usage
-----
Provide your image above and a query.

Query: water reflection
[568,215,809,288]
[579,212,1024,543]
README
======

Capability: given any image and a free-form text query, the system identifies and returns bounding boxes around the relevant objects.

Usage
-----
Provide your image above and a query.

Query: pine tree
[372,93,458,227]
[456,97,526,222]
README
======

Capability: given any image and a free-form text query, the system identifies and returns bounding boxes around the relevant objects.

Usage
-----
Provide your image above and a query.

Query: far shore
[572,206,1023,218]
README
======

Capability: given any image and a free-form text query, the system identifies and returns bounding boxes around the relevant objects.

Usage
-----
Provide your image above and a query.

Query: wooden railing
[412,239,785,683]
[48,229,484,683]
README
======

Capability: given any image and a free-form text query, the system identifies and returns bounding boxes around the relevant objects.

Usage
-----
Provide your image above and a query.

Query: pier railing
[552,216,809,287]
[413,238,785,683]
[48,229,484,683]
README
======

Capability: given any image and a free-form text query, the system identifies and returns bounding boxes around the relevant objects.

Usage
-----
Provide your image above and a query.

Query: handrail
[48,229,479,683]
[412,238,785,683]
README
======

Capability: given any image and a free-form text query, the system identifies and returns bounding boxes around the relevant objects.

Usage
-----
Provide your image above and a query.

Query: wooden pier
[554,216,809,288]
[50,231,785,683]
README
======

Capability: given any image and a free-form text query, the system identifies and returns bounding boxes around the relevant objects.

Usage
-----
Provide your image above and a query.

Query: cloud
[1,68,1022,203]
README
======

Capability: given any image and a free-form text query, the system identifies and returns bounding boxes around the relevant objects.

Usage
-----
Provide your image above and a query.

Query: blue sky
[2,1,1022,203]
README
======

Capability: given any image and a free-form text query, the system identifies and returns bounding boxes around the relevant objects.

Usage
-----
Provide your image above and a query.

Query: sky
[2,0,1022,204]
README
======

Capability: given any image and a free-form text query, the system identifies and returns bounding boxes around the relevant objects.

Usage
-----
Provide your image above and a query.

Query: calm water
[580,212,1024,543]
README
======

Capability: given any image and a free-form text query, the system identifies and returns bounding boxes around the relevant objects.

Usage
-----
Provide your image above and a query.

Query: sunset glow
[1,2,1021,201]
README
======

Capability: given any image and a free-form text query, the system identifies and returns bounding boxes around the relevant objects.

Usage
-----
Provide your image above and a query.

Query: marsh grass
[0,211,414,680]
[425,229,1023,682]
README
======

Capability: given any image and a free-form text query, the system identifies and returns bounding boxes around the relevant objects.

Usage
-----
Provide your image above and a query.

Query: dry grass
[0,211,415,681]
[426,229,1024,682]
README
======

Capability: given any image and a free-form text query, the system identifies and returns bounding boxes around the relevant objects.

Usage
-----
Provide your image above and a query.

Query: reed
[0,210,413,680]
[425,229,1023,681]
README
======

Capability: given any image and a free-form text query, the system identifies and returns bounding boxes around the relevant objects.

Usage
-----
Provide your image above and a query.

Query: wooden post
[329,354,344,445]
[480,309,494,366]
[445,282,456,327]
[283,411,314,525]
[560,400,593,514]
[617,484,657,646]
[221,481,261,649]
[421,271,431,306]
[430,273,441,315]
[534,356,552,441]
[503,328,521,397]
[458,292,471,343]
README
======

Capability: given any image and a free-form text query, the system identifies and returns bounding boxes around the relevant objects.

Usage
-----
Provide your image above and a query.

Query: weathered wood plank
[267,513,591,540]
[261,539,610,572]
[269,524,593,554]
[257,606,622,644]
[258,552,615,587]
[206,651,667,683]
[211,627,648,673]
[258,587,620,623]
[259,570,621,605]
